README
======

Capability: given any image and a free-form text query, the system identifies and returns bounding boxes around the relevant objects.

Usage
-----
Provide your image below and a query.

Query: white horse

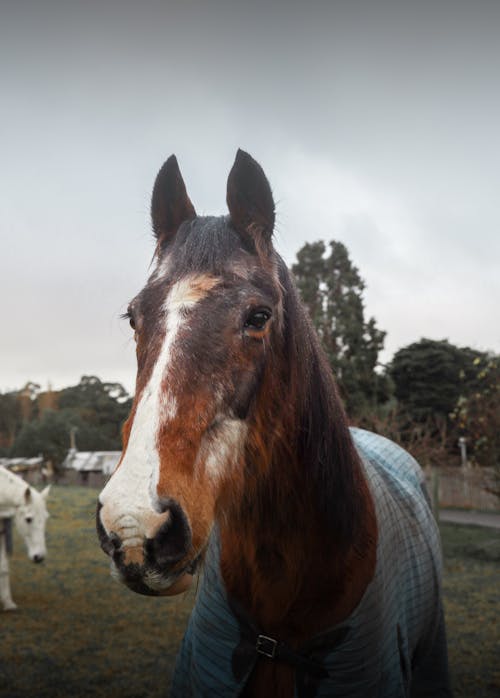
[0,466,50,611]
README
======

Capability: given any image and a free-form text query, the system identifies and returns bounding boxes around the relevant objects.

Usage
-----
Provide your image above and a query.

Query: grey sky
[1,0,499,394]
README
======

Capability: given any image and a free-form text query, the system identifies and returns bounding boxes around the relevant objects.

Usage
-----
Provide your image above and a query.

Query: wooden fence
[425,466,498,512]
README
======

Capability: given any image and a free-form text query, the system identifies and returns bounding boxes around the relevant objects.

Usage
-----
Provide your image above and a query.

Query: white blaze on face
[99,274,219,547]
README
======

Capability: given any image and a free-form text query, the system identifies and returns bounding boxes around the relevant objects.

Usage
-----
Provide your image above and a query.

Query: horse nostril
[146,499,192,568]
[33,555,44,564]
[154,496,174,514]
[109,532,121,550]
[96,501,121,557]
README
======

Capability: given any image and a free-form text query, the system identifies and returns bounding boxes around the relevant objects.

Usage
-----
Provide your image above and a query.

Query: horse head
[97,150,286,596]
[14,484,50,563]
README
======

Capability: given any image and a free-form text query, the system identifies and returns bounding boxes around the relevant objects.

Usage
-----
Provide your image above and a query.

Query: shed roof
[63,450,121,475]
[0,456,43,472]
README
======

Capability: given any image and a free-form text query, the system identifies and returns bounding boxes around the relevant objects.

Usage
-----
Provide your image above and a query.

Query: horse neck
[0,467,26,502]
[0,468,26,515]
[218,282,377,646]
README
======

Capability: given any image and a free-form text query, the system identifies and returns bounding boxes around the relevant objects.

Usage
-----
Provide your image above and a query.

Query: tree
[292,240,387,416]
[58,375,132,446]
[11,410,74,466]
[0,382,41,451]
[0,391,22,452]
[10,406,128,468]
[6,375,132,466]
[450,353,500,470]
[389,339,486,422]
[18,382,41,422]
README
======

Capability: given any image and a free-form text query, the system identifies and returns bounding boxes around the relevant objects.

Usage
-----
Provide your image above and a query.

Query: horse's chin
[155,572,193,596]
[110,560,194,597]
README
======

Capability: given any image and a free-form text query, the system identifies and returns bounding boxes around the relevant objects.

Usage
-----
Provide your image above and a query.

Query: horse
[0,466,50,611]
[96,150,451,697]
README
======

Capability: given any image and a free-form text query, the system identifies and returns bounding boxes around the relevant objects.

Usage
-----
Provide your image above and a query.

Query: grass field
[440,522,500,697]
[1,486,499,697]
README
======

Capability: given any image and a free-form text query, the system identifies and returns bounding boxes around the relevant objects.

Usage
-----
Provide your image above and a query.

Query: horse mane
[281,257,366,543]
[230,253,367,553]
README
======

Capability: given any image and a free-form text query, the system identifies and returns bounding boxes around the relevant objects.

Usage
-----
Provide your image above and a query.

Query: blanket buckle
[256,634,278,659]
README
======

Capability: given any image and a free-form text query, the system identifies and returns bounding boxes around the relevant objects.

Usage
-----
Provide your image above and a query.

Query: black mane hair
[275,256,366,548]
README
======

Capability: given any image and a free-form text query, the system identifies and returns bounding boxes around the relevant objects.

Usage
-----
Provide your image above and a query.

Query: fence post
[431,468,440,522]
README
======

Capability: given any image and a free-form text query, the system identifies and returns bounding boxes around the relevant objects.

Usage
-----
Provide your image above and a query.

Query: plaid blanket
[171,428,451,697]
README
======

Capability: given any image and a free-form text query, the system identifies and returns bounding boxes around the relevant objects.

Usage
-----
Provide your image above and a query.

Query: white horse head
[13,485,50,563]
[0,466,50,563]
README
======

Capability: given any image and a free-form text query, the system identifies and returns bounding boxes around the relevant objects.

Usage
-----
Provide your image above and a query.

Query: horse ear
[24,487,31,504]
[41,485,51,500]
[226,149,275,249]
[151,155,196,243]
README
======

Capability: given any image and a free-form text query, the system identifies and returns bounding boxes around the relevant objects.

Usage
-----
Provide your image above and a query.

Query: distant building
[0,456,45,485]
[62,449,121,486]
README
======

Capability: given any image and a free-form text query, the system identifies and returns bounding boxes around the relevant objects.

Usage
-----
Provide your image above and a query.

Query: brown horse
[97,151,450,697]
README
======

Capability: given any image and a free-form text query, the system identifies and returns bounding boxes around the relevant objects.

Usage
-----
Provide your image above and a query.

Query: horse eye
[244,308,272,332]
[122,308,137,332]
[26,517,33,524]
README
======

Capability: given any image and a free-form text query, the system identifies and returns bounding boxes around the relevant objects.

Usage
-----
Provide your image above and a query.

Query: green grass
[440,523,500,697]
[1,487,498,697]
[1,486,194,698]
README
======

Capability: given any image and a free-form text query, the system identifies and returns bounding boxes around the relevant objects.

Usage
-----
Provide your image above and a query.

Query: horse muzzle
[96,499,195,596]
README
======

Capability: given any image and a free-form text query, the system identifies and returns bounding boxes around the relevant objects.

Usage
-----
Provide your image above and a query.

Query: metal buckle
[256,634,278,659]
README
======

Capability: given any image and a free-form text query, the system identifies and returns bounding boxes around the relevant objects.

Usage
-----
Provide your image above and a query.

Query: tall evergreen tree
[292,240,387,415]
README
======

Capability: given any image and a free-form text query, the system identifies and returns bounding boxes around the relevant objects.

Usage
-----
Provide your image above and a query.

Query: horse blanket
[170,428,452,697]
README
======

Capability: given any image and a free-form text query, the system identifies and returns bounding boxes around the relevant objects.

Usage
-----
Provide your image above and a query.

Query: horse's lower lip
[119,568,194,597]
[113,550,203,596]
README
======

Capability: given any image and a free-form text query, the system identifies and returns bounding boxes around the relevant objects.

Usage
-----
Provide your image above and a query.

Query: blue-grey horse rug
[171,428,452,697]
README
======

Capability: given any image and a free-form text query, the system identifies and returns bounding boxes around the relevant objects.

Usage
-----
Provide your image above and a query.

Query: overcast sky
[1,0,499,395]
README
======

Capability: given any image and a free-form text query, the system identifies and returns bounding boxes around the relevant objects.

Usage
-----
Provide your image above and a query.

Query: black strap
[229,595,331,683]
[256,633,330,679]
